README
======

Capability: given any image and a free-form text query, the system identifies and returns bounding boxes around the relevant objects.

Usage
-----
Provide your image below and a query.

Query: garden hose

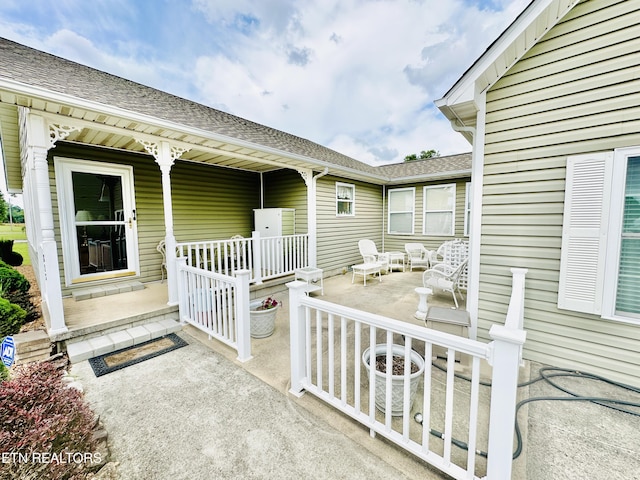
[414,364,640,460]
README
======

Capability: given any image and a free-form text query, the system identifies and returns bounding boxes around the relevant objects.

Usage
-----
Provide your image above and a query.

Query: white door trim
[54,157,139,286]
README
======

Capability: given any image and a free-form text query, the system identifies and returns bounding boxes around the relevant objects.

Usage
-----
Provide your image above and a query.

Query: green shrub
[0,363,9,382]
[0,362,99,479]
[2,290,39,324]
[0,266,30,294]
[0,240,23,267]
[0,298,26,337]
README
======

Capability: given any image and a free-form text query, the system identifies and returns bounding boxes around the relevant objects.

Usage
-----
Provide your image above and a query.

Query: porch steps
[65,318,182,364]
[12,330,53,365]
[71,280,145,301]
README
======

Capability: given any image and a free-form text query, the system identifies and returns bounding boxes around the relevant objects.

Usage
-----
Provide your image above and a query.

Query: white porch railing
[176,232,308,284]
[287,268,527,480]
[176,258,252,362]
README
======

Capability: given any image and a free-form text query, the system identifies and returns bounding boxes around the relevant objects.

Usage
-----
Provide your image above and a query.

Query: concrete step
[72,281,145,301]
[12,330,53,365]
[66,318,182,363]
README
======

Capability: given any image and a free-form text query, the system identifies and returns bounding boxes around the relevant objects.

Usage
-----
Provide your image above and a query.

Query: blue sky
[0,0,528,181]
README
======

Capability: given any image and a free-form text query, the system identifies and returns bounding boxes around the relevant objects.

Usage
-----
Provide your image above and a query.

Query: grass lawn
[11,241,30,266]
[0,223,30,265]
[0,223,26,241]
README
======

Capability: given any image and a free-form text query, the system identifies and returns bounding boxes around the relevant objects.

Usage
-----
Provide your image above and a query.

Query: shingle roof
[0,37,471,182]
[377,153,472,181]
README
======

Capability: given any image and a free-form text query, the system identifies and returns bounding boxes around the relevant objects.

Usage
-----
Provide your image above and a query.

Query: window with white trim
[464,182,471,237]
[423,184,455,236]
[558,148,640,323]
[336,182,355,216]
[388,187,415,234]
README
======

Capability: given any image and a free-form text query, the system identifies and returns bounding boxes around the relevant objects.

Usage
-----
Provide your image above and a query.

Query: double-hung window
[388,188,415,234]
[336,182,355,216]
[423,184,455,236]
[558,148,640,323]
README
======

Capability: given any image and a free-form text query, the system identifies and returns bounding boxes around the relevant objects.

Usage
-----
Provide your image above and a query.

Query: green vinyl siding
[316,175,383,274]
[263,169,308,234]
[170,161,260,241]
[383,178,470,254]
[481,0,640,386]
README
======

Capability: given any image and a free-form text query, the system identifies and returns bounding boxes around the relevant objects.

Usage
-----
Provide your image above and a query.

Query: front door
[56,158,139,285]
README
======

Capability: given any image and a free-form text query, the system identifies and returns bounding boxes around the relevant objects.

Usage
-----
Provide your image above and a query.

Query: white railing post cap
[286,280,308,291]
[489,324,527,344]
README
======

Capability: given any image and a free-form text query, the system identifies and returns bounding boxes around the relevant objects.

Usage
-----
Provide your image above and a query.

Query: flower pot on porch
[362,344,425,416]
[249,299,279,338]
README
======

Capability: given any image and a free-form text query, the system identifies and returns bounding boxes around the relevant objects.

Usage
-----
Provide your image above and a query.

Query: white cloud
[0,0,529,166]
[188,0,524,163]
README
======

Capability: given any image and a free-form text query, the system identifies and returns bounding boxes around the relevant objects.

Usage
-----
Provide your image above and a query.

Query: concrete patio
[185,268,640,479]
[70,267,640,479]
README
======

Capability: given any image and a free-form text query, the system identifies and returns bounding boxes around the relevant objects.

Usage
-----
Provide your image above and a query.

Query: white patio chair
[433,239,470,290]
[358,239,390,273]
[422,258,469,309]
[405,243,432,271]
[157,240,167,282]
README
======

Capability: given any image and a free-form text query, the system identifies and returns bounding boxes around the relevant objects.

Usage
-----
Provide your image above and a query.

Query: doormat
[88,333,188,377]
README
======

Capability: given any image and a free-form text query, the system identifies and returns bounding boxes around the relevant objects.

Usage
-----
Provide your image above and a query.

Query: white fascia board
[385,169,472,185]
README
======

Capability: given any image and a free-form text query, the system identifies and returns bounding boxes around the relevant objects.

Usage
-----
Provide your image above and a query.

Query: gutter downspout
[308,167,329,268]
[450,94,484,342]
[382,184,386,252]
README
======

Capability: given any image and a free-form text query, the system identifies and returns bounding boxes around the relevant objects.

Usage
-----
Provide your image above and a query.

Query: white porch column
[27,114,70,334]
[138,139,189,305]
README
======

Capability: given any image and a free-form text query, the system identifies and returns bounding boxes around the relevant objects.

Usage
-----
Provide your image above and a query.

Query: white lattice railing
[176,232,308,285]
[288,268,527,480]
[176,258,251,362]
[435,239,469,290]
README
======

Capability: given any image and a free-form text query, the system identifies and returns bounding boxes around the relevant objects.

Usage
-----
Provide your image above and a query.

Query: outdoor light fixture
[75,210,94,246]
[98,179,109,202]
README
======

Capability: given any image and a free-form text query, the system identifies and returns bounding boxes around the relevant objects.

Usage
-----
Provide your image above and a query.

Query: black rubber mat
[88,333,188,377]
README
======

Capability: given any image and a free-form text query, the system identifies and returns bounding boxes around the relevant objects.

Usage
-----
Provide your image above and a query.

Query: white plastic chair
[405,243,432,271]
[157,240,167,282]
[422,258,469,308]
[358,239,390,273]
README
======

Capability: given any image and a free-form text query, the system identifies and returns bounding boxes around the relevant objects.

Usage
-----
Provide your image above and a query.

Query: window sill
[601,314,640,327]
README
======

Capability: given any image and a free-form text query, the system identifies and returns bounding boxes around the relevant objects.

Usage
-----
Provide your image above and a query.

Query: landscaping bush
[2,290,39,324]
[0,266,30,294]
[0,240,23,267]
[0,363,8,382]
[0,298,26,337]
[0,362,99,480]
[0,262,37,333]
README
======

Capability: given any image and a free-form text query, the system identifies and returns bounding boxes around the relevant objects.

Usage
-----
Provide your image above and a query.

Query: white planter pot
[362,344,425,416]
[249,300,278,338]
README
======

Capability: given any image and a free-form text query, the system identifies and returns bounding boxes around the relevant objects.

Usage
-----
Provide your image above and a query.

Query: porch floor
[53,282,177,343]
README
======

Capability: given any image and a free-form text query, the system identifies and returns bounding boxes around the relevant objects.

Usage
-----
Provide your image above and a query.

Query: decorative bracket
[135,138,160,159]
[298,169,311,186]
[49,124,81,149]
[135,139,191,166]
[170,145,190,161]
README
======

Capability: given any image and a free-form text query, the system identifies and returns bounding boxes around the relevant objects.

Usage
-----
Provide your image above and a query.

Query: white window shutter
[558,152,613,314]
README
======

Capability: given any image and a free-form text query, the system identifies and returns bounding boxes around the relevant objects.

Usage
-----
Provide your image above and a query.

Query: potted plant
[249,296,280,338]
[362,344,425,416]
